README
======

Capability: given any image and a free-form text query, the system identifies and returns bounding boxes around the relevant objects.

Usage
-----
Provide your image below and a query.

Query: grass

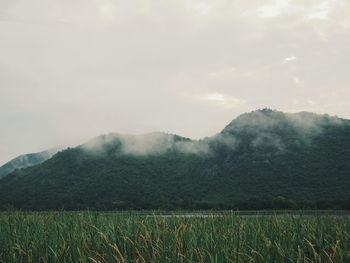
[0,212,349,263]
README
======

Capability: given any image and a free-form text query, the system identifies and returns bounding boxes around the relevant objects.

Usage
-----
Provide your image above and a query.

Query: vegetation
[0,211,349,263]
[0,150,57,179]
[0,109,350,210]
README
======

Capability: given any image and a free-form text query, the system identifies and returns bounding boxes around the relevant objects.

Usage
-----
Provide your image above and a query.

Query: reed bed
[0,212,349,263]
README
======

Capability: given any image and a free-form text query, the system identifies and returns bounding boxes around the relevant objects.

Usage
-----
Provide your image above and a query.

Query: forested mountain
[0,148,60,179]
[0,109,350,210]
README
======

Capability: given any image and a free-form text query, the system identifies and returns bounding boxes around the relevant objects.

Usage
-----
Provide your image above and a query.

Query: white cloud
[304,1,330,20]
[283,56,297,63]
[202,93,247,109]
[244,0,291,18]
[259,0,290,17]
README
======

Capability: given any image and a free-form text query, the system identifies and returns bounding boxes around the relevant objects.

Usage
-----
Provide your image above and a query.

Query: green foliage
[0,110,350,210]
[0,212,349,263]
[0,150,55,179]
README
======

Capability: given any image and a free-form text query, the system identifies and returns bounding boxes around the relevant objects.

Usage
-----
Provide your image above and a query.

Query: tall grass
[0,212,349,262]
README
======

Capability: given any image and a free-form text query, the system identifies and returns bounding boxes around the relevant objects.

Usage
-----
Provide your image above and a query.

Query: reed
[0,212,349,263]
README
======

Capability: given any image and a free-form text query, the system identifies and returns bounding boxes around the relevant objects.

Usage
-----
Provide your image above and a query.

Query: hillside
[0,109,350,210]
[0,148,60,179]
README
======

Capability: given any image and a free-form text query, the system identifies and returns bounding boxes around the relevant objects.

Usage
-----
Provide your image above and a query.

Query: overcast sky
[1,0,350,164]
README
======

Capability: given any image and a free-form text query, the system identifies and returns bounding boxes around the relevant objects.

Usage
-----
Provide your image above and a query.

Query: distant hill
[0,148,60,179]
[0,109,349,210]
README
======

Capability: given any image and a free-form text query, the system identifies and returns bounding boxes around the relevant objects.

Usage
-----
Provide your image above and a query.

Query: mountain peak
[221,109,344,135]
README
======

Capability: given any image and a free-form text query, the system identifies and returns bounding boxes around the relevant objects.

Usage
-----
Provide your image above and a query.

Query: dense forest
[0,109,350,210]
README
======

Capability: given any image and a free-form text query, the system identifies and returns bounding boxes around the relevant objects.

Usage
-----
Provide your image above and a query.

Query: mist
[217,109,346,152]
[79,110,347,158]
[82,132,211,156]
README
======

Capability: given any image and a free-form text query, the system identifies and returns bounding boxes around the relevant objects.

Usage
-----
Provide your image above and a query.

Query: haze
[1,0,350,165]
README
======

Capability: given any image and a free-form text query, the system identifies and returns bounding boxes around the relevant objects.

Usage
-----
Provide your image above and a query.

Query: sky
[1,0,350,165]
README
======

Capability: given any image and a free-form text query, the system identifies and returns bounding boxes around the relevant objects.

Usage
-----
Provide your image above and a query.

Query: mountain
[0,148,60,179]
[0,109,350,210]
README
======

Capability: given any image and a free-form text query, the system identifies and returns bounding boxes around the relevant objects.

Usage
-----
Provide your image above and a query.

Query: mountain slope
[0,148,60,179]
[0,109,349,210]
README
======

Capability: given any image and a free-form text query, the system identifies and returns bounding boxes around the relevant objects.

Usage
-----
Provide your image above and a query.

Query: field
[0,212,349,263]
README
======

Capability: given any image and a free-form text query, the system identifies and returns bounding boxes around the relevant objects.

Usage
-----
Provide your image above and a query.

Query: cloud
[220,109,346,152]
[82,132,211,156]
[1,0,350,164]
[202,93,246,109]
[304,1,330,20]
[283,56,297,63]
[256,0,291,18]
[178,90,247,109]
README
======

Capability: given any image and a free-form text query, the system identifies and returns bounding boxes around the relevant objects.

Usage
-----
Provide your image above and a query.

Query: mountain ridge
[0,109,349,210]
[0,148,61,179]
